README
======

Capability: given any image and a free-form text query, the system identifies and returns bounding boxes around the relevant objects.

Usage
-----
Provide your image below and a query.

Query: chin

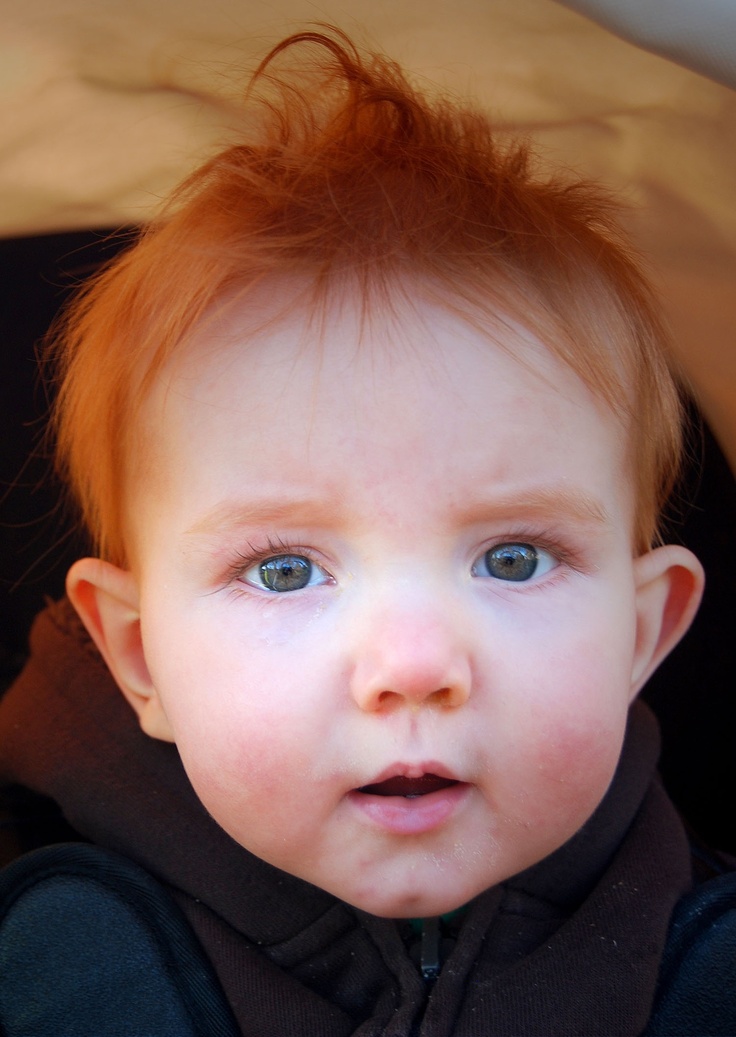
[341,881,480,920]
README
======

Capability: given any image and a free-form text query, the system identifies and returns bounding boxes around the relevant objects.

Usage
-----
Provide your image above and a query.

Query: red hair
[49,28,684,564]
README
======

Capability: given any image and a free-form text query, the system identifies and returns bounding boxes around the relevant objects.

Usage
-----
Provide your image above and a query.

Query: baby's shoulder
[646,847,736,1036]
[0,842,237,1037]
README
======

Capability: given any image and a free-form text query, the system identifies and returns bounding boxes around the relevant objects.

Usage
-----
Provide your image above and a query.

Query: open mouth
[350,770,468,834]
[357,773,459,799]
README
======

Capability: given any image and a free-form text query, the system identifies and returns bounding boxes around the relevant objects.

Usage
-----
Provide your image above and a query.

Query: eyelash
[222,528,588,593]
[491,527,584,573]
[222,536,316,585]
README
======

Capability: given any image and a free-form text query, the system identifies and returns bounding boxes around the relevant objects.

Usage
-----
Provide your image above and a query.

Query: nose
[349,599,472,713]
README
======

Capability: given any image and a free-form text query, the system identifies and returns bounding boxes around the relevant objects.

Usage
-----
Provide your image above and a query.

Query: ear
[629,545,705,698]
[66,558,175,743]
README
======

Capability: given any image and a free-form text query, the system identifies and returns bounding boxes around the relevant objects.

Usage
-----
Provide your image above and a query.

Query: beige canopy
[2,0,735,466]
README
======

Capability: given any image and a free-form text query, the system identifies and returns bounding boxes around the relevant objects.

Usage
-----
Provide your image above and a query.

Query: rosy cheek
[182,695,316,810]
[524,645,632,776]
[545,727,621,790]
[502,710,625,835]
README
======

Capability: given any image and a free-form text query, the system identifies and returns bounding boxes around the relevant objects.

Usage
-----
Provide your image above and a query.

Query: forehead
[129,281,632,552]
[150,277,609,426]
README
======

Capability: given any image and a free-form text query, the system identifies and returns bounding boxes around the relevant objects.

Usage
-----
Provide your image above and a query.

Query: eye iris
[485,543,538,582]
[260,555,312,592]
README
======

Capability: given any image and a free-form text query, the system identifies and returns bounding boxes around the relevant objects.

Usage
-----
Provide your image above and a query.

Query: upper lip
[366,762,459,784]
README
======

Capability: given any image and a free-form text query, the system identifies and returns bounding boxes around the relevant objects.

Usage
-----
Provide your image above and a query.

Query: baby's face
[130,288,646,918]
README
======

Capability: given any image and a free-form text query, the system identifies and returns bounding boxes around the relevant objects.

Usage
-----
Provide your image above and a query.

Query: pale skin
[68,285,704,919]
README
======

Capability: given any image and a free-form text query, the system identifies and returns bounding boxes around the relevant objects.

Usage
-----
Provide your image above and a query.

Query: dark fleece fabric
[0,599,693,1036]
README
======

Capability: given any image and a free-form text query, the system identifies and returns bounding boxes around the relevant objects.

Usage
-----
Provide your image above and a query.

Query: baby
[0,28,712,1037]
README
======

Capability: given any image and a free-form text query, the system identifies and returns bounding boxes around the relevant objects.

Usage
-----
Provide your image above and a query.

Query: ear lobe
[630,545,705,698]
[66,558,175,743]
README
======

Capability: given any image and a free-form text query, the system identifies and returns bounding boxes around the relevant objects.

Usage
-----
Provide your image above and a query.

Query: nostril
[372,687,460,710]
[425,686,463,709]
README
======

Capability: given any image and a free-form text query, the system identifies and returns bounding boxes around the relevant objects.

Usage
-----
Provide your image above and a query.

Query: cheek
[493,713,625,850]
[495,630,635,828]
[532,711,624,787]
[142,615,327,804]
[162,677,323,861]
[169,680,311,798]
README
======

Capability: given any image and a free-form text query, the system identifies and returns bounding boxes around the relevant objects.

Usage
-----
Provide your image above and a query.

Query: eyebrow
[184,495,345,540]
[185,485,611,541]
[454,486,611,529]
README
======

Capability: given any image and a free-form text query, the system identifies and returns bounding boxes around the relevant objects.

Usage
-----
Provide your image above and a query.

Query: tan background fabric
[2,0,735,466]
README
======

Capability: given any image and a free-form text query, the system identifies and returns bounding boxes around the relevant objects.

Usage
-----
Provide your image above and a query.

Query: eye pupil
[485,543,538,582]
[260,555,312,592]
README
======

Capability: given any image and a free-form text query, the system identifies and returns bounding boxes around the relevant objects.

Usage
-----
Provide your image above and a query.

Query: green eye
[474,543,555,582]
[238,549,332,594]
[259,555,314,592]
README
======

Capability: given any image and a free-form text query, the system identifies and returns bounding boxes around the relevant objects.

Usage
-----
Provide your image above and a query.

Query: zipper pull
[420,916,441,981]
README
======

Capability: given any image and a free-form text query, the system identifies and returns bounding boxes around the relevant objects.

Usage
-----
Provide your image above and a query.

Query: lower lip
[347,783,469,835]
